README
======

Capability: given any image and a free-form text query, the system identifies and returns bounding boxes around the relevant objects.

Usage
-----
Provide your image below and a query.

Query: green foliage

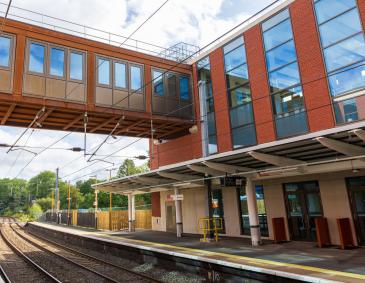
[0,159,152,217]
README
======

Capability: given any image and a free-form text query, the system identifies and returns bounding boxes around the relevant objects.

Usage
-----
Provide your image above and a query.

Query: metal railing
[0,2,199,62]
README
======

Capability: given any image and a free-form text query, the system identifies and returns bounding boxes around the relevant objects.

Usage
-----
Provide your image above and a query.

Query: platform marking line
[98,234,365,281]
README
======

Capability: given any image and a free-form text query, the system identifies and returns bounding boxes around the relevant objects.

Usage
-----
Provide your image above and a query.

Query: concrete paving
[29,222,365,283]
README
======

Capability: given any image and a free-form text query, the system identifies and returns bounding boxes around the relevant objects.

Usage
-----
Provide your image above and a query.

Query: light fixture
[189,125,198,134]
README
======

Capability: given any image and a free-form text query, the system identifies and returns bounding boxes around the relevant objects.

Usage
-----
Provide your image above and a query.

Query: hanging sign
[220,177,245,187]
[167,194,184,201]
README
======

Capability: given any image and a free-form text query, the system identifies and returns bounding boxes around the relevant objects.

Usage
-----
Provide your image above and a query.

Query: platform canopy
[93,121,365,195]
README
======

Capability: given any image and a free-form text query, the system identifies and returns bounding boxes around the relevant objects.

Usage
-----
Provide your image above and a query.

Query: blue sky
[0,0,276,181]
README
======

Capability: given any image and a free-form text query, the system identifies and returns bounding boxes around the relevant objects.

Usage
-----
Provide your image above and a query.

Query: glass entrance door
[284,181,323,241]
[347,177,365,245]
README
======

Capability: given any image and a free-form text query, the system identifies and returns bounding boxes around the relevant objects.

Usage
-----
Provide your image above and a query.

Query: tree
[28,171,56,199]
[117,159,149,177]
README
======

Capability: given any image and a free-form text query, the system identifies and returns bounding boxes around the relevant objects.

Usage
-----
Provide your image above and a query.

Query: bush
[28,203,43,220]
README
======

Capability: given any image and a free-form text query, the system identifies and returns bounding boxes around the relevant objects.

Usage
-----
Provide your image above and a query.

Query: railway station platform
[26,222,365,283]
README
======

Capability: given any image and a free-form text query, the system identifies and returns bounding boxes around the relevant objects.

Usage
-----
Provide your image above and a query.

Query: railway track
[7,222,162,283]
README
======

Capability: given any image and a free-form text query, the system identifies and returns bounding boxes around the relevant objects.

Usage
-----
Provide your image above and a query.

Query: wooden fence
[45,209,152,230]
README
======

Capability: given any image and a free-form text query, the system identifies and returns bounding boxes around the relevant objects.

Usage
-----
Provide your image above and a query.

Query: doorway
[166,203,176,233]
[346,177,365,245]
[284,181,323,241]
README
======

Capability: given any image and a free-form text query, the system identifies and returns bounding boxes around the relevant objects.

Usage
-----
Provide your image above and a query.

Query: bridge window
[50,47,65,77]
[97,57,111,86]
[153,70,164,96]
[29,42,45,74]
[130,65,142,91]
[179,76,189,100]
[69,51,84,81]
[114,62,127,89]
[0,36,11,68]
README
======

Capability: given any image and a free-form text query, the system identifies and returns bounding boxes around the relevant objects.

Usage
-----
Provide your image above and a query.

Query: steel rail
[0,224,61,283]
[11,224,158,283]
[17,223,163,283]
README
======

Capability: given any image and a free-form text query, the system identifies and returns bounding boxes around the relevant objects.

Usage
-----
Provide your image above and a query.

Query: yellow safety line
[99,233,365,281]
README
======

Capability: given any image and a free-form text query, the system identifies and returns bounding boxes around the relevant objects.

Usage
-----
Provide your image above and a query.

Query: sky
[0,0,274,182]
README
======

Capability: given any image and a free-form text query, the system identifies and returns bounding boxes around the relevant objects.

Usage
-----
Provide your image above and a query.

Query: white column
[174,188,183,237]
[246,177,261,246]
[128,194,135,232]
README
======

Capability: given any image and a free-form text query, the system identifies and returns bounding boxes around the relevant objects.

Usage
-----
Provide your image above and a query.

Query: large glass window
[97,58,110,85]
[0,36,11,67]
[69,52,83,81]
[29,43,45,74]
[179,76,189,100]
[167,73,177,97]
[50,47,65,77]
[223,37,256,149]
[130,65,142,91]
[262,9,308,138]
[114,62,126,89]
[198,57,217,154]
[153,70,164,96]
[314,0,365,124]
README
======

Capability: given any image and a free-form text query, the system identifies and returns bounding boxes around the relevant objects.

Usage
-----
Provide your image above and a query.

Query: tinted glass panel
[98,58,110,85]
[275,110,308,138]
[263,19,293,50]
[269,62,300,91]
[130,65,142,91]
[180,77,189,100]
[324,34,365,72]
[229,84,251,107]
[207,112,216,135]
[197,57,209,69]
[167,73,177,97]
[208,135,218,154]
[319,9,362,48]
[334,98,359,123]
[266,40,297,71]
[226,64,249,89]
[50,48,65,77]
[315,0,357,24]
[114,62,126,88]
[232,124,256,149]
[153,70,164,96]
[272,86,305,115]
[328,61,365,96]
[70,52,83,81]
[0,36,11,67]
[206,97,214,113]
[230,103,254,128]
[224,37,244,54]
[262,9,289,31]
[224,46,246,71]
[29,43,45,73]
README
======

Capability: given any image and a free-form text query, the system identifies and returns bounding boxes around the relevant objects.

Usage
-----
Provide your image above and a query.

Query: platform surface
[29,222,365,283]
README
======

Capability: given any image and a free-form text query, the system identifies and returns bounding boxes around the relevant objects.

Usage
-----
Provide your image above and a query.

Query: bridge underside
[0,99,193,139]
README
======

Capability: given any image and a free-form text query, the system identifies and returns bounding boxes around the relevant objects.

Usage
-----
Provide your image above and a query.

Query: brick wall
[244,26,276,143]
[290,0,334,132]
[210,48,232,153]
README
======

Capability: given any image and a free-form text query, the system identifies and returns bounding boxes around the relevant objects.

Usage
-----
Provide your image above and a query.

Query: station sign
[220,177,245,187]
[167,194,184,201]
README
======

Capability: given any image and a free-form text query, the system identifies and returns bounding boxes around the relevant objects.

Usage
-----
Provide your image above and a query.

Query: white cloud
[0,0,262,181]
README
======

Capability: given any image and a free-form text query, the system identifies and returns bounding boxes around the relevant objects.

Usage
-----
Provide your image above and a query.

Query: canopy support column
[246,177,261,246]
[128,194,135,232]
[174,188,183,237]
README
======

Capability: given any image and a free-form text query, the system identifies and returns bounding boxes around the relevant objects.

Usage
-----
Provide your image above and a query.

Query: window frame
[113,60,128,90]
[68,50,85,82]
[129,63,144,93]
[27,40,47,75]
[0,33,14,70]
[48,45,66,79]
[261,7,309,139]
[223,36,257,150]
[96,56,112,87]
[313,0,365,124]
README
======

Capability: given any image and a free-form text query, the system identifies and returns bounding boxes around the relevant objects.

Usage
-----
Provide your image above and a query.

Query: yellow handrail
[198,217,223,242]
